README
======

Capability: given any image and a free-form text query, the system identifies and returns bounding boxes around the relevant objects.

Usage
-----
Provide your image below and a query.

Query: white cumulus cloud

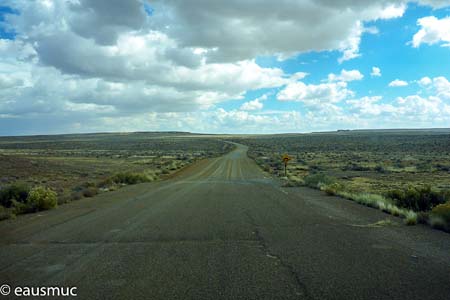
[389,79,409,87]
[418,76,432,86]
[412,16,450,48]
[328,69,364,82]
[371,67,382,77]
[277,81,353,105]
[240,99,264,111]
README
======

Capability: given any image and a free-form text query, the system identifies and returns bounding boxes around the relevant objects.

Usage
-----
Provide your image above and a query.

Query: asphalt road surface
[1,144,450,299]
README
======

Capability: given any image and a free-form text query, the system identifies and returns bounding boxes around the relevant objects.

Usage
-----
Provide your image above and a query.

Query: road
[1,144,450,299]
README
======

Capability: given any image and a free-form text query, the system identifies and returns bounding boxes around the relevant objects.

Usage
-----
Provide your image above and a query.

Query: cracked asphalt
[1,144,450,299]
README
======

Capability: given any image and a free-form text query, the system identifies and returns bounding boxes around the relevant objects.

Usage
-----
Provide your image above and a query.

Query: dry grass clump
[324,188,418,225]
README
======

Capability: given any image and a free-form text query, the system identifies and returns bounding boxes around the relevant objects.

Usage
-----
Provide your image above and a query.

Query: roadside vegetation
[0,184,57,220]
[238,129,450,232]
[0,132,233,220]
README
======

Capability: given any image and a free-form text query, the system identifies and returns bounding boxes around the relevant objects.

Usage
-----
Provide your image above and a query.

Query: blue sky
[221,3,450,112]
[0,6,17,40]
[1,1,450,135]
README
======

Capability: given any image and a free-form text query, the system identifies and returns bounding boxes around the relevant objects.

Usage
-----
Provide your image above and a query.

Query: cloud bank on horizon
[0,0,450,135]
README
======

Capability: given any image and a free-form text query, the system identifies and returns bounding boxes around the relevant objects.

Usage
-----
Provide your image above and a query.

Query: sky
[0,0,450,135]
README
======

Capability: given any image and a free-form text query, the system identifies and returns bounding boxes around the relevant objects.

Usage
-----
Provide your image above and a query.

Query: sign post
[282,154,291,177]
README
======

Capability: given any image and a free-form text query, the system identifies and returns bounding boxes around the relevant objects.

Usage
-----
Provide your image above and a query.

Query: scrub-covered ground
[0,132,232,219]
[236,129,450,230]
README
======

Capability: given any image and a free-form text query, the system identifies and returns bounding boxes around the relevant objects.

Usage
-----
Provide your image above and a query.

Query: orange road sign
[282,154,291,163]
[282,154,291,176]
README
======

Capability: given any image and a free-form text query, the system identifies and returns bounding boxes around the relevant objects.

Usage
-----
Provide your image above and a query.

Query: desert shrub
[430,202,450,231]
[374,165,388,173]
[435,164,450,172]
[323,183,343,196]
[308,164,323,171]
[82,187,98,198]
[343,163,370,171]
[26,186,58,211]
[0,183,30,208]
[11,199,31,214]
[105,172,152,185]
[430,217,447,231]
[386,186,449,212]
[70,182,99,199]
[304,173,336,189]
[431,202,450,222]
[416,211,429,224]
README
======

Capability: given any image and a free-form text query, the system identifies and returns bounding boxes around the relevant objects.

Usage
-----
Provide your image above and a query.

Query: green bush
[0,183,30,208]
[304,173,336,189]
[26,186,58,211]
[430,202,450,231]
[386,186,449,212]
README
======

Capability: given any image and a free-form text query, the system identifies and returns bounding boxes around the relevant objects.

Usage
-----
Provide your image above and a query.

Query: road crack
[245,210,311,299]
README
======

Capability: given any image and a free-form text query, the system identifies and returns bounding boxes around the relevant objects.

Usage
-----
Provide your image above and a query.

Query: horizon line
[1,127,450,138]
